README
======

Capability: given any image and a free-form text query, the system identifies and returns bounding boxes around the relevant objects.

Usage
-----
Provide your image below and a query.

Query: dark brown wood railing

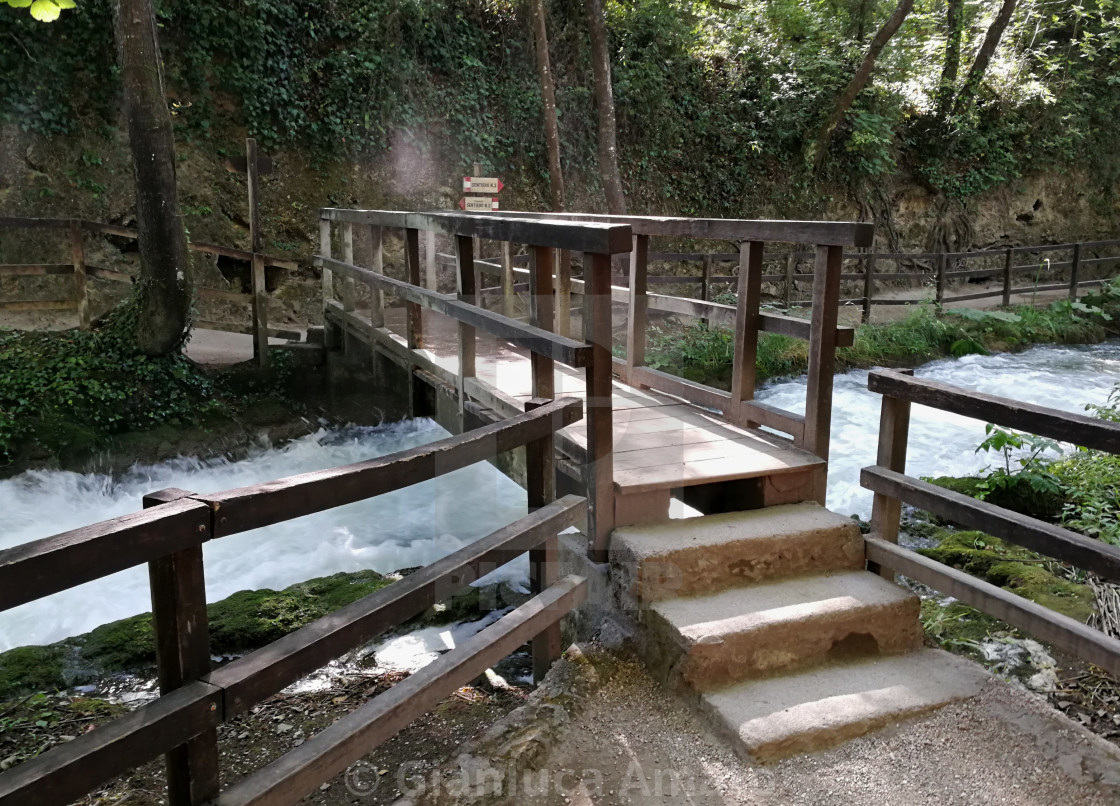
[0,398,587,806]
[862,369,1120,677]
[0,216,299,365]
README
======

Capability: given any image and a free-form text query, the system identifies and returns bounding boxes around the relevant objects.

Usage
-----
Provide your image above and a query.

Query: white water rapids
[0,341,1117,650]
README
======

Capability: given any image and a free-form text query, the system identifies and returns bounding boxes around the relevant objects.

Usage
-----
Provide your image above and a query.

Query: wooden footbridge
[4,209,1120,805]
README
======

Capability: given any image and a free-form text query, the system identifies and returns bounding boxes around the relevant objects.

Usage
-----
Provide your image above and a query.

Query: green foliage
[972,424,1064,513]
[3,0,74,23]
[0,295,230,462]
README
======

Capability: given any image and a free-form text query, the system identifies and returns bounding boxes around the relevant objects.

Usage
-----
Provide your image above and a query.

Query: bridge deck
[355,307,824,522]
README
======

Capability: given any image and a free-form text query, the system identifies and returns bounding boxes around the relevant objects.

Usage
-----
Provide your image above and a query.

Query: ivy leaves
[4,0,75,22]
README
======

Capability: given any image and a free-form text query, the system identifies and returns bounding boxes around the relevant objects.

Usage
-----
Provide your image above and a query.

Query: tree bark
[936,0,964,119]
[530,0,565,211]
[952,0,1019,117]
[810,0,914,171]
[586,0,626,214]
[113,0,191,355]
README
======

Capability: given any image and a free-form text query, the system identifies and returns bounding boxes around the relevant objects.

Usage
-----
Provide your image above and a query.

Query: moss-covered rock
[918,531,1094,623]
[0,569,394,699]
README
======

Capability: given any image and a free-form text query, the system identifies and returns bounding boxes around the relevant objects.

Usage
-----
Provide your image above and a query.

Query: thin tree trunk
[530,0,565,211]
[586,0,626,214]
[113,0,191,354]
[936,0,964,119]
[952,0,1019,117]
[811,0,914,171]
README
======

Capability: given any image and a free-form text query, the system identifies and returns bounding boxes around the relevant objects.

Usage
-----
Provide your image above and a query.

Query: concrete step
[646,570,923,691]
[610,502,863,606]
[700,649,990,763]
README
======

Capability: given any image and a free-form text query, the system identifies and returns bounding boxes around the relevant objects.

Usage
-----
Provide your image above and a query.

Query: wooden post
[935,251,947,310]
[584,252,615,561]
[529,245,556,400]
[366,225,385,328]
[869,392,912,581]
[1002,247,1013,307]
[556,249,572,337]
[143,488,219,806]
[524,398,559,683]
[701,253,713,304]
[472,162,483,308]
[730,241,764,422]
[404,228,423,349]
[1069,242,1082,300]
[425,230,437,292]
[802,244,843,469]
[625,234,649,380]
[246,138,269,368]
[862,251,875,324]
[69,219,90,330]
[455,235,477,415]
[340,222,355,357]
[319,218,333,304]
[500,241,516,318]
[783,252,795,309]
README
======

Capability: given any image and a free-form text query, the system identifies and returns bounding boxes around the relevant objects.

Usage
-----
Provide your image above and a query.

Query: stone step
[610,502,863,606]
[700,649,990,764]
[645,570,923,691]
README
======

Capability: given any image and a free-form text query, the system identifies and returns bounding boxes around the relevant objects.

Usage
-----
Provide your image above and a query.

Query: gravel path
[489,656,1120,806]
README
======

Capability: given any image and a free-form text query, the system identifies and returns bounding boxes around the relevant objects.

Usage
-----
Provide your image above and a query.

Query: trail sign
[463,176,504,193]
[459,197,500,212]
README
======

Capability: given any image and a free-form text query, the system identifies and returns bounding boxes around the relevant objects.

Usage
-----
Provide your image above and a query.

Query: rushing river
[1,341,1117,650]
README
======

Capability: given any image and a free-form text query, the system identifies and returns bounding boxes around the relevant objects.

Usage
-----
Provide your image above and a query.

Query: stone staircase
[610,502,989,763]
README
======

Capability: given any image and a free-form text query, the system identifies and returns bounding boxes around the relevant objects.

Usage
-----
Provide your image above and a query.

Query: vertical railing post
[556,248,572,337]
[405,228,423,349]
[625,234,648,383]
[365,225,385,329]
[425,230,437,292]
[530,245,556,401]
[143,488,219,806]
[802,244,842,470]
[69,220,90,331]
[701,253,712,305]
[1069,242,1082,300]
[783,252,795,309]
[862,251,875,324]
[584,252,615,562]
[340,222,355,357]
[455,235,477,416]
[869,388,912,581]
[501,241,516,318]
[1002,247,1013,307]
[247,138,268,368]
[319,216,340,350]
[935,251,947,310]
[730,241,763,425]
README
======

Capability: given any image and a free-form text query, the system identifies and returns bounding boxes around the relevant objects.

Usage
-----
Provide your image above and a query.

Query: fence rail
[0,398,586,806]
[862,369,1120,679]
[0,216,298,364]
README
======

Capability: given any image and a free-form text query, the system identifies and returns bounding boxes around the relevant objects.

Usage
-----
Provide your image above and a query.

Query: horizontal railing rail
[862,369,1120,679]
[0,399,586,806]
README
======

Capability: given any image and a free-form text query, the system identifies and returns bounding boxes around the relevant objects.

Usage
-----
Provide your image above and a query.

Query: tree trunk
[113,0,191,355]
[586,0,626,214]
[810,0,914,171]
[530,0,565,211]
[936,0,964,119]
[952,0,1019,117]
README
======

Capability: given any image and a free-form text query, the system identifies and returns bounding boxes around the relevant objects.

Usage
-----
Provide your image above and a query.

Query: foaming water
[758,341,1120,518]
[2,341,1117,650]
[0,419,527,651]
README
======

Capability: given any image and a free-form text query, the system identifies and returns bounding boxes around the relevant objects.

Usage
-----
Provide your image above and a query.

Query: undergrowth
[0,296,290,464]
[644,281,1120,389]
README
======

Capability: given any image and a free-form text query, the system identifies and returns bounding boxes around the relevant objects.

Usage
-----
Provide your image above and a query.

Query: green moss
[919,531,1093,623]
[0,569,394,699]
[925,474,1063,520]
[0,646,69,700]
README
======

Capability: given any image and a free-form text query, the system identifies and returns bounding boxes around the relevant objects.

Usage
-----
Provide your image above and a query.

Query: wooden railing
[862,369,1120,677]
[0,398,587,806]
[477,212,874,461]
[0,216,299,365]
[557,238,1120,322]
[316,209,631,561]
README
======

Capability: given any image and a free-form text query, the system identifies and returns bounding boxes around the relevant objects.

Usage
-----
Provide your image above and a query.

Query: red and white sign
[459,197,500,212]
[463,176,504,193]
